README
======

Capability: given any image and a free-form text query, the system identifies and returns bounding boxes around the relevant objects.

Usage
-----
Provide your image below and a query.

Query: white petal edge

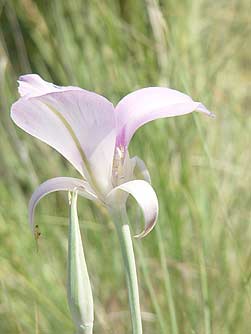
[106,180,158,238]
[29,177,97,232]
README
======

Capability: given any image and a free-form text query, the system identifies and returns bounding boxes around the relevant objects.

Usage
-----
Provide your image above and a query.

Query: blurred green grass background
[0,0,250,333]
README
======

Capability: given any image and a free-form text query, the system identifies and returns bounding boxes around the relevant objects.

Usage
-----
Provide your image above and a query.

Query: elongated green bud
[67,191,94,334]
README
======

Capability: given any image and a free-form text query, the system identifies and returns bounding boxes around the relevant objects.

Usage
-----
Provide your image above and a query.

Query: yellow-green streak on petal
[43,102,102,198]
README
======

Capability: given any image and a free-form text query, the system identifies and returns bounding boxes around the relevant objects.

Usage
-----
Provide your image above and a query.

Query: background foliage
[0,0,250,333]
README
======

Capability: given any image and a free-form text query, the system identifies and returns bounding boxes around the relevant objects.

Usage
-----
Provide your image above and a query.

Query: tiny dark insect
[34,224,41,251]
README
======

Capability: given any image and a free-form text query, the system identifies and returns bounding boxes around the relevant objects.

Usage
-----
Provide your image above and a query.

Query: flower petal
[11,75,116,193]
[18,74,82,99]
[106,180,158,238]
[29,177,97,232]
[115,87,214,147]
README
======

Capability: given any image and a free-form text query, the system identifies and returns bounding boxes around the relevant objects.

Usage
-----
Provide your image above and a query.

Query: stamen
[112,145,126,186]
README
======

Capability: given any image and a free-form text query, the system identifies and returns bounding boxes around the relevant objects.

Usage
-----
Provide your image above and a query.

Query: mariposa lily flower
[11,74,213,238]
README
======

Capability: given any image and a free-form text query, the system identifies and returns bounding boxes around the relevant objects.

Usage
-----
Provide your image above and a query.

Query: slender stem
[111,206,143,334]
[68,192,94,334]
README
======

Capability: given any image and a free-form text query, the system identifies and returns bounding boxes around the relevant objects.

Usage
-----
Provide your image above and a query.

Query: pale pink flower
[11,74,213,237]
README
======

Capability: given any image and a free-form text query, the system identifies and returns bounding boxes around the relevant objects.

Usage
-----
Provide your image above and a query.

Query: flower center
[112,145,126,187]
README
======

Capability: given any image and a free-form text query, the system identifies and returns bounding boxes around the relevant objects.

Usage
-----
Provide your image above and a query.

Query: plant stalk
[111,206,143,334]
[68,192,94,334]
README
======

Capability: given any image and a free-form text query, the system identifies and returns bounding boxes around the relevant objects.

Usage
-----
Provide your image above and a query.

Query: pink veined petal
[115,87,214,147]
[106,180,159,238]
[18,74,82,99]
[11,75,116,193]
[29,177,97,232]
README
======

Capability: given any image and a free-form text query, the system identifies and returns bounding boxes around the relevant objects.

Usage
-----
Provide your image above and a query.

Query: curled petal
[11,75,116,193]
[115,87,214,147]
[29,177,97,232]
[106,180,158,238]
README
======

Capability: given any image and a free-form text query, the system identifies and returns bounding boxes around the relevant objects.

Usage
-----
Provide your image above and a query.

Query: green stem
[68,192,94,334]
[111,206,143,334]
